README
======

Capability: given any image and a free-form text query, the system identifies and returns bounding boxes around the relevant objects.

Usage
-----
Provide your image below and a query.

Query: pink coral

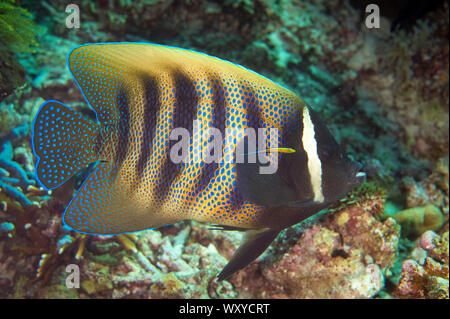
[396,231,449,298]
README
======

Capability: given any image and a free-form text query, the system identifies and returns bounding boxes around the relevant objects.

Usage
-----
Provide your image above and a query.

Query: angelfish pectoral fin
[217,228,280,281]
[235,136,298,207]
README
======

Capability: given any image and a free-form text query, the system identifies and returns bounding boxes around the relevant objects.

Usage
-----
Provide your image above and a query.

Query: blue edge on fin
[31,101,165,236]
[33,41,291,236]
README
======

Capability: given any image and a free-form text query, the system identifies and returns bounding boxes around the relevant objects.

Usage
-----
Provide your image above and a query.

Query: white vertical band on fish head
[301,106,324,203]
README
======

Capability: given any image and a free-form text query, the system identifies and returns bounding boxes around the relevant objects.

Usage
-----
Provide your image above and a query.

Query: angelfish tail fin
[32,100,100,190]
[217,228,279,281]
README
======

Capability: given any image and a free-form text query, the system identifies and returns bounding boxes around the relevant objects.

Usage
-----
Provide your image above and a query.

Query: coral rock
[231,198,400,299]
[396,231,449,298]
[392,205,444,237]
[262,226,384,298]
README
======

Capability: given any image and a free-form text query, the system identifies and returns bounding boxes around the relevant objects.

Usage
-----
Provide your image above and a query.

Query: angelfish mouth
[349,161,366,186]
[355,171,366,184]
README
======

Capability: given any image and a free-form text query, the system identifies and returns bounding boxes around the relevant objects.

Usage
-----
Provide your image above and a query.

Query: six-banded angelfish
[31,42,365,281]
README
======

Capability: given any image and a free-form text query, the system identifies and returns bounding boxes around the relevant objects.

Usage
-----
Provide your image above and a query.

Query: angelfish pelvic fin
[217,228,280,281]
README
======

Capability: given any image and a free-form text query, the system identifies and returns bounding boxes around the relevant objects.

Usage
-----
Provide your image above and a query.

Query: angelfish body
[32,43,365,280]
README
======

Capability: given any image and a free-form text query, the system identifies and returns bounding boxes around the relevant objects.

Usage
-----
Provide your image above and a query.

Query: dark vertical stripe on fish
[136,75,160,182]
[172,71,198,131]
[246,87,264,130]
[154,71,199,202]
[211,76,227,132]
[114,86,130,170]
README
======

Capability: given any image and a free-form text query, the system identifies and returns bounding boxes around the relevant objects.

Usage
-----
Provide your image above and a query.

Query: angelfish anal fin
[217,228,280,281]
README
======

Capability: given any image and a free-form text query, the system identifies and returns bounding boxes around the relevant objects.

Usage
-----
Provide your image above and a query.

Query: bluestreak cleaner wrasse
[31,43,365,280]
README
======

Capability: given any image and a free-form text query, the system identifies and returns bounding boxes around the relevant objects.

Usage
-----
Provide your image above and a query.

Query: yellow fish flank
[32,43,365,280]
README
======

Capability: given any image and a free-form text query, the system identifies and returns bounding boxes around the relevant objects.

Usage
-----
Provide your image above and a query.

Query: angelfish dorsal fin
[217,228,280,281]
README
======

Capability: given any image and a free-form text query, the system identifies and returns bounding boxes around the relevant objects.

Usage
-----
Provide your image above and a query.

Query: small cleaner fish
[31,43,365,280]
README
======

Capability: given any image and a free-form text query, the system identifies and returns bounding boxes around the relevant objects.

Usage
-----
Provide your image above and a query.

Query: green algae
[84,242,129,265]
[0,0,41,53]
[81,266,113,295]
[39,284,80,299]
[328,180,389,214]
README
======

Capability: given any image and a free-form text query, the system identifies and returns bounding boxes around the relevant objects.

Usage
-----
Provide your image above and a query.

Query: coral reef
[383,156,450,239]
[403,157,449,217]
[0,123,37,207]
[0,192,402,299]
[352,3,449,161]
[0,0,448,299]
[228,197,400,298]
[4,220,241,299]
[396,231,449,298]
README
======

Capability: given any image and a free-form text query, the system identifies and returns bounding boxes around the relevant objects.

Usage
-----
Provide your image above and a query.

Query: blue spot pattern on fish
[31,42,365,280]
